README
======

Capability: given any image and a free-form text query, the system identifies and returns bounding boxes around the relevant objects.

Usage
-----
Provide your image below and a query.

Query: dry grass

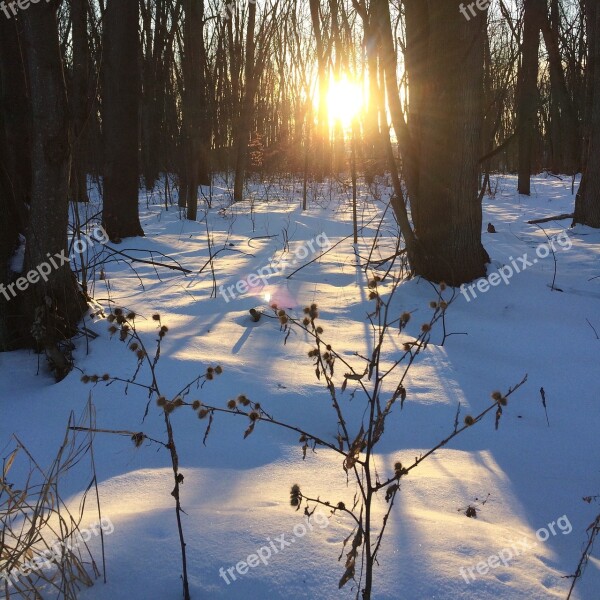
[1,401,104,599]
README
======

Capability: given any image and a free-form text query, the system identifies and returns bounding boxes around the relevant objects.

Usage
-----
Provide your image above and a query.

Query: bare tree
[0,18,30,349]
[574,0,600,228]
[181,0,211,220]
[102,0,144,241]
[517,0,543,195]
[233,0,257,202]
[377,0,489,285]
[309,0,330,181]
[20,0,86,376]
[70,0,90,203]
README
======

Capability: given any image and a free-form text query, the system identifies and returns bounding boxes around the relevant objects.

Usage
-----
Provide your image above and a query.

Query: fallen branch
[526,213,573,224]
[103,245,192,274]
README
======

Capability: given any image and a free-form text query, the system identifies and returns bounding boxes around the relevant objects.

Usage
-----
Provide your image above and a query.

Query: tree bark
[573,1,600,228]
[20,0,86,375]
[517,0,543,195]
[377,0,489,285]
[542,0,580,174]
[233,0,257,202]
[102,0,144,241]
[181,0,210,220]
[0,18,30,350]
[70,0,90,203]
[0,17,29,243]
[309,0,330,181]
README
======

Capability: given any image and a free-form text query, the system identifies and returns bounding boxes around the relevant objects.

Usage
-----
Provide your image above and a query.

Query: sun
[326,77,363,129]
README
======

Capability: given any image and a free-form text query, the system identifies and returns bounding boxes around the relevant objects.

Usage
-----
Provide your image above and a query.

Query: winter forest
[0,0,599,598]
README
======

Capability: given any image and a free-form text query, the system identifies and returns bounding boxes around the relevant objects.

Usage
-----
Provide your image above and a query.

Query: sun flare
[326,77,363,128]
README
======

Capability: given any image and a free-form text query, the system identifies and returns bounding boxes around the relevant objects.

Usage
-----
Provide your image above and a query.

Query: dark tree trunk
[582,0,595,171]
[140,0,170,192]
[181,0,210,220]
[233,0,257,202]
[71,0,90,203]
[403,0,429,228]
[410,1,489,283]
[574,1,600,228]
[329,0,345,175]
[0,17,29,240]
[517,0,543,195]
[542,0,580,174]
[365,23,382,172]
[377,0,420,212]
[309,0,330,181]
[354,1,382,179]
[0,18,30,350]
[20,1,86,375]
[226,14,241,179]
[378,0,489,286]
[102,0,144,241]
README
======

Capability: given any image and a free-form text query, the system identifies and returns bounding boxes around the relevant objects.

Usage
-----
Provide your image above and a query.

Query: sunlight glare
[326,77,363,128]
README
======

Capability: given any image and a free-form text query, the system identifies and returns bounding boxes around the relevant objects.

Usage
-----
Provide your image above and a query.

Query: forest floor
[1,173,599,600]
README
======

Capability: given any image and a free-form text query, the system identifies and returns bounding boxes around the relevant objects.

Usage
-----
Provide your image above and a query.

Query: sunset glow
[326,77,363,128]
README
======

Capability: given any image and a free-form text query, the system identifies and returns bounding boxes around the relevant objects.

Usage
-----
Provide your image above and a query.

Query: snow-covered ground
[1,173,599,599]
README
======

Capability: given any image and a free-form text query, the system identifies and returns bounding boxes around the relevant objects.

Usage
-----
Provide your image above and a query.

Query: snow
[1,173,599,599]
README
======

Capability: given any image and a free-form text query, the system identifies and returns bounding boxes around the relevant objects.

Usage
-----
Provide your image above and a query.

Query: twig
[285,217,379,279]
[68,426,168,448]
[373,375,528,492]
[586,318,599,340]
[539,387,550,427]
[533,224,559,291]
[565,512,600,599]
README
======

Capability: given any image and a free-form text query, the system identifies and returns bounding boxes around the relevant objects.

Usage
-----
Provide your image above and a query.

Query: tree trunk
[102,0,144,241]
[378,0,489,285]
[403,0,429,228]
[182,0,210,220]
[233,0,257,202]
[140,0,169,192]
[20,1,86,376]
[354,1,382,178]
[517,0,543,195]
[573,2,600,228]
[70,0,90,203]
[309,0,330,181]
[365,23,382,174]
[0,17,29,240]
[542,0,580,174]
[0,18,30,350]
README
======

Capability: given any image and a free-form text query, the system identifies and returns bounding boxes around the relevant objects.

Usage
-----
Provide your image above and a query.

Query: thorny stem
[134,323,191,600]
[88,315,192,600]
[271,279,526,599]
